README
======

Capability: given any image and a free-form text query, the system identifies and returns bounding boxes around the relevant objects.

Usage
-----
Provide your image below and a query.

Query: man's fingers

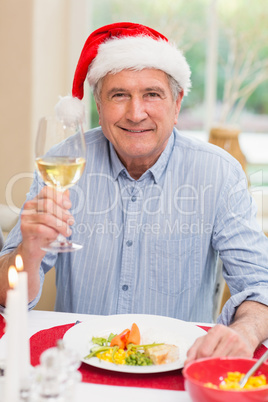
[205,325,252,357]
[23,187,73,222]
[184,339,201,365]
[36,198,73,222]
[38,186,72,209]
[185,337,214,366]
[21,210,72,238]
[21,186,74,244]
[184,324,253,367]
[22,201,74,229]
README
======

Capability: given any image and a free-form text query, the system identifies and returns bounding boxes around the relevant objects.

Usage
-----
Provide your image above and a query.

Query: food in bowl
[205,371,267,390]
[183,356,268,402]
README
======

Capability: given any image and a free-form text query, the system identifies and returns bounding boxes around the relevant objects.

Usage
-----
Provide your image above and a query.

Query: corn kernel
[205,371,267,391]
[96,348,135,365]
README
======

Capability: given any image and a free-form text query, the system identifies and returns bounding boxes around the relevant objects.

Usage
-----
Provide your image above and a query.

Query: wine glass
[35,115,86,253]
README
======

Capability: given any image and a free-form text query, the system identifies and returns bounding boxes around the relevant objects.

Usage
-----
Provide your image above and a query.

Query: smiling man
[96,69,183,178]
[1,22,268,365]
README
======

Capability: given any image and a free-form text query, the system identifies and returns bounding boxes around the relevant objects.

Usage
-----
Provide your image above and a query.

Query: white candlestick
[4,286,20,402]
[15,255,31,391]
[17,271,31,389]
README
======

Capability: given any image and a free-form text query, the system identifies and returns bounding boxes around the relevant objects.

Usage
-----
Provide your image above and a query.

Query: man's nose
[125,98,148,122]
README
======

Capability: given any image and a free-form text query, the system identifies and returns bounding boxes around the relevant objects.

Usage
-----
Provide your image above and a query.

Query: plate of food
[63,314,206,374]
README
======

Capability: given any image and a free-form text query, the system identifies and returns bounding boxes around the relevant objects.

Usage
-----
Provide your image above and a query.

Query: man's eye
[146,92,160,98]
[112,93,128,99]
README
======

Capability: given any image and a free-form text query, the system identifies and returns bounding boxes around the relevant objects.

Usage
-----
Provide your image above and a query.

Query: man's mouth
[121,127,151,133]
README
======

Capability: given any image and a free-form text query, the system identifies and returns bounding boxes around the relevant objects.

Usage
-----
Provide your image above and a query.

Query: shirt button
[131,195,137,202]
[126,240,133,247]
[122,285,128,291]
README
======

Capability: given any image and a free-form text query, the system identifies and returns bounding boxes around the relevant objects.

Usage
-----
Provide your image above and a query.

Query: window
[89,0,268,135]
[89,0,268,232]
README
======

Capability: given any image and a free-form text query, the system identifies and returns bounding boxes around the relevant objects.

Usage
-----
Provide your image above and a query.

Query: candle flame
[15,254,24,272]
[8,266,18,288]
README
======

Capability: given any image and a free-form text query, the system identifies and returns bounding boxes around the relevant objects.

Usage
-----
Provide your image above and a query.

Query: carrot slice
[110,328,130,349]
[126,323,140,346]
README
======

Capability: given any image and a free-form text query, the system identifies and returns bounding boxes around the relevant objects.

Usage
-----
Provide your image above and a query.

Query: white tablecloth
[1,310,267,402]
[0,310,193,402]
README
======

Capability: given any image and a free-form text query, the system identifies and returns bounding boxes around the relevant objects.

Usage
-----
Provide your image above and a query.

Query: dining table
[0,310,268,402]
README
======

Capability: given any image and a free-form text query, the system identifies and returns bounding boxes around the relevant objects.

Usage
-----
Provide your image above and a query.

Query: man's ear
[174,90,184,125]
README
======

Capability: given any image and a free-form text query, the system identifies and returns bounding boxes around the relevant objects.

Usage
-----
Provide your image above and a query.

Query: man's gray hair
[91,72,183,103]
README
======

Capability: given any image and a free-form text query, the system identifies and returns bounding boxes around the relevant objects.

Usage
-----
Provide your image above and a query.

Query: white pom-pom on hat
[55,95,85,126]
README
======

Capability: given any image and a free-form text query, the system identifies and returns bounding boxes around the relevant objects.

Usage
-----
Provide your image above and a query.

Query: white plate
[63,314,206,374]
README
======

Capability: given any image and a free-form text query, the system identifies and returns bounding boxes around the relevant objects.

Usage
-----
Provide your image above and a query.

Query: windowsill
[180,130,268,165]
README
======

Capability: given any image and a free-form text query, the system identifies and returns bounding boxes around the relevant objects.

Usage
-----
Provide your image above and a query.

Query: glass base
[41,235,82,253]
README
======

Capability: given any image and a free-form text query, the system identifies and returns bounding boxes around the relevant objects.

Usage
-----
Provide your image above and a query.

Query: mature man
[0,23,268,364]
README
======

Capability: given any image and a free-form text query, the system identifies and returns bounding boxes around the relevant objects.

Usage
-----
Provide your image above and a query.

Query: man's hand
[184,301,268,367]
[0,185,75,306]
[21,186,74,257]
[184,324,253,366]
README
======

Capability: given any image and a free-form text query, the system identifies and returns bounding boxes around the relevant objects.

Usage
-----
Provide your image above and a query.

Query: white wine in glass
[35,116,86,252]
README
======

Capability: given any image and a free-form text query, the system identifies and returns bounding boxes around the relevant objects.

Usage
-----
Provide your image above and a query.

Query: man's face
[96,68,183,173]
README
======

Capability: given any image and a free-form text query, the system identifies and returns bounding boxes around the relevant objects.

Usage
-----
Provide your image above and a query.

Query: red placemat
[0,314,5,339]
[29,323,268,391]
[30,323,184,390]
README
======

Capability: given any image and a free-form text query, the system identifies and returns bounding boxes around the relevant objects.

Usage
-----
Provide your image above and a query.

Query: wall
[0,0,34,208]
[0,0,89,211]
[0,0,90,310]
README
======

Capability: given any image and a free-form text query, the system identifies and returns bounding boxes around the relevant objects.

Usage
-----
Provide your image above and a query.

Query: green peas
[125,351,153,366]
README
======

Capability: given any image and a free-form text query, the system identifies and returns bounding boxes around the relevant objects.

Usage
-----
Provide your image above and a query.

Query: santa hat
[55,22,191,124]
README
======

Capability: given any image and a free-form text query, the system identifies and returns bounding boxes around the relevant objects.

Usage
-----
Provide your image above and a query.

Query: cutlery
[239,349,268,388]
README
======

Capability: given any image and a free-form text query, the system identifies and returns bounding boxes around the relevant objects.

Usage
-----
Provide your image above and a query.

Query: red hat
[55,22,191,124]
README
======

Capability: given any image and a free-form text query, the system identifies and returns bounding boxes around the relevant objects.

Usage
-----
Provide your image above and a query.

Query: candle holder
[20,365,35,401]
[0,360,5,402]
[0,360,34,402]
[1,341,81,401]
[31,340,81,401]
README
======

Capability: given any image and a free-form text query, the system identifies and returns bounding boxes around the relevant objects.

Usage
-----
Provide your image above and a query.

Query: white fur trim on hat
[87,36,191,95]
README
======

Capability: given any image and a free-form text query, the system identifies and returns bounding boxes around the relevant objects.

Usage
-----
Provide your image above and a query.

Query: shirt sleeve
[0,171,58,310]
[211,161,268,325]
[0,228,4,251]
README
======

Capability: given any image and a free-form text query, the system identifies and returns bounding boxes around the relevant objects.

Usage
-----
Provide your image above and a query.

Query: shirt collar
[109,130,175,184]
[148,132,174,183]
[109,142,126,180]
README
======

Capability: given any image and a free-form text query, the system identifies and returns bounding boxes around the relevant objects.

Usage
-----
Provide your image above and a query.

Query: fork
[239,349,268,388]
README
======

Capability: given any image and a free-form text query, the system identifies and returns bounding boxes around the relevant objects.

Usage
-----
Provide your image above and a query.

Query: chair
[212,257,226,322]
[34,267,57,311]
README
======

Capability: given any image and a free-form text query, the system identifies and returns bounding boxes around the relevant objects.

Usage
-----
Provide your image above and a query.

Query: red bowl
[183,357,268,402]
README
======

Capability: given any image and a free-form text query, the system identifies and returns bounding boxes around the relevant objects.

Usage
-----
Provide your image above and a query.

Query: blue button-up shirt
[2,127,268,323]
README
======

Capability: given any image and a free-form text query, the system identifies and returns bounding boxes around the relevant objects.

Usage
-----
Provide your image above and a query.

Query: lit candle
[4,266,20,402]
[15,255,31,391]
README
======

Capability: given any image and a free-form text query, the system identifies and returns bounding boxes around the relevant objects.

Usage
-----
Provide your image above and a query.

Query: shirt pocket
[149,237,201,296]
